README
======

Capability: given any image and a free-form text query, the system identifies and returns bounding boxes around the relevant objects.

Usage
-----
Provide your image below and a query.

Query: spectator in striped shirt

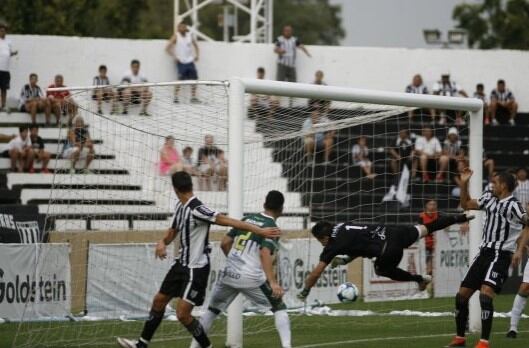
[514,167,529,208]
[274,25,311,83]
[432,74,468,126]
[92,65,117,115]
[119,59,152,116]
[47,74,78,126]
[19,73,51,125]
[473,83,490,125]
[405,74,434,121]
[490,79,518,126]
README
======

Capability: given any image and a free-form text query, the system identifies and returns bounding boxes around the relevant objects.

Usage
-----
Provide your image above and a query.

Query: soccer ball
[337,282,359,303]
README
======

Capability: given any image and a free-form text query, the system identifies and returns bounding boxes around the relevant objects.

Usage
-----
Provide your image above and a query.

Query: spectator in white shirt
[473,83,489,125]
[6,126,33,172]
[166,22,200,103]
[119,59,152,116]
[274,25,311,83]
[302,106,334,163]
[415,127,442,183]
[19,73,51,124]
[490,79,518,126]
[514,167,529,208]
[352,136,376,179]
[0,22,18,112]
[432,74,468,126]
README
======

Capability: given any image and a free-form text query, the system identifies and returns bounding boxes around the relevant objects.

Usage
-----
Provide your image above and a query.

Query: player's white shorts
[208,278,286,313]
[523,261,529,283]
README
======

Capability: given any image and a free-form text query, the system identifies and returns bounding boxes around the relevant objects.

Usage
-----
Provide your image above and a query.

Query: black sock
[184,318,211,348]
[140,308,165,343]
[455,293,469,337]
[380,267,423,282]
[480,294,494,340]
[425,215,466,234]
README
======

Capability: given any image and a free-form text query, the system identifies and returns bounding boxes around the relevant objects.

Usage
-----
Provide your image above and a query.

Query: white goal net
[10,80,483,348]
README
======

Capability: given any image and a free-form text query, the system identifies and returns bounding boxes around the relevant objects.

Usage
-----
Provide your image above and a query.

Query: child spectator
[92,65,117,115]
[0,22,18,112]
[29,125,50,173]
[19,73,51,124]
[490,79,518,126]
[120,59,152,116]
[182,146,196,176]
[352,136,375,179]
[418,199,438,276]
[47,74,77,125]
[473,83,489,124]
[514,167,529,208]
[159,136,182,175]
[6,126,33,172]
[415,127,442,183]
[197,134,225,191]
[62,115,95,174]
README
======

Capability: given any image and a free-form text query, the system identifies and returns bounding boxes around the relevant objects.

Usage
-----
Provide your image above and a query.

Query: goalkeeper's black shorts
[374,225,420,272]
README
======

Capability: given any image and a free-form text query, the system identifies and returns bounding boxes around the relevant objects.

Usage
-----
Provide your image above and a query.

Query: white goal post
[227,78,484,347]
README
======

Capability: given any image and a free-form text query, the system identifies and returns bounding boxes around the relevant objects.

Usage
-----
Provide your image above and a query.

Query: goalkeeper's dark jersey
[319,222,387,264]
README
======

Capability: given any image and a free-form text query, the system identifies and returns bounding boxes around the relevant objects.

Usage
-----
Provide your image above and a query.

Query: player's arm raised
[513,226,529,267]
[155,227,178,260]
[459,167,480,210]
[297,261,328,300]
[215,214,281,238]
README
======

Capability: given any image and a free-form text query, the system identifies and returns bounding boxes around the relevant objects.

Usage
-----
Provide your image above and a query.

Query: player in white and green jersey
[190,190,291,348]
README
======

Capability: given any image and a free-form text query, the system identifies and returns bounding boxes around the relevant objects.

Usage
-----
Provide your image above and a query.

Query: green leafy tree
[453,0,529,50]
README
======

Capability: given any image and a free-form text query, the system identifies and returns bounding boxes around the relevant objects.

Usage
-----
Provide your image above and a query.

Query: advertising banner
[0,205,45,243]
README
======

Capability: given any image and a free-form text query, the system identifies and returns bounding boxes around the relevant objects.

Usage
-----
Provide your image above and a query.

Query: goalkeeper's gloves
[297,288,311,301]
[330,255,352,269]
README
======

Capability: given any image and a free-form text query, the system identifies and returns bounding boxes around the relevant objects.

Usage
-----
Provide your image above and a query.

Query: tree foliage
[453,0,529,50]
[1,0,344,45]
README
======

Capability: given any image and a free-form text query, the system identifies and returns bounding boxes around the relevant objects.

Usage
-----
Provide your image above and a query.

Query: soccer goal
[10,79,483,348]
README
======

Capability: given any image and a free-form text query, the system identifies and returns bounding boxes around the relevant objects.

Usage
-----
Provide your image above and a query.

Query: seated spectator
[119,59,152,116]
[439,127,464,180]
[159,135,182,175]
[302,106,334,163]
[389,129,414,177]
[490,79,518,126]
[514,167,529,208]
[250,67,271,109]
[432,73,468,126]
[308,70,331,114]
[352,136,376,179]
[418,199,438,276]
[92,65,117,115]
[405,74,432,120]
[182,146,196,176]
[62,115,95,174]
[47,74,77,125]
[19,73,51,124]
[415,127,442,182]
[4,126,32,172]
[197,134,227,191]
[473,83,489,124]
[29,125,50,173]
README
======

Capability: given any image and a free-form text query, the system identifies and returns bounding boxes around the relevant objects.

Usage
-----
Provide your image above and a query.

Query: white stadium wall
[6,34,529,111]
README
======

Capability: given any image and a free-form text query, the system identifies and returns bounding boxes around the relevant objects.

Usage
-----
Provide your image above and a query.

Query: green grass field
[2,295,528,347]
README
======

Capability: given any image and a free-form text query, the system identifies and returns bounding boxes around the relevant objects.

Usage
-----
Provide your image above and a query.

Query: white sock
[510,294,528,332]
[274,310,291,348]
[190,310,218,348]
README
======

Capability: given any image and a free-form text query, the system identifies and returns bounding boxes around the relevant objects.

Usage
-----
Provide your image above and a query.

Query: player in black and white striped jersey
[447,170,529,348]
[117,171,281,348]
[490,79,518,126]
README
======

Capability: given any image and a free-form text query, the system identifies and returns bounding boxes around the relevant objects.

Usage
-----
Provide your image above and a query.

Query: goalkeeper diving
[298,213,474,300]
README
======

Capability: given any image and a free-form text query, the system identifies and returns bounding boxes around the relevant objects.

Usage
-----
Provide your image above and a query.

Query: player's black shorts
[159,260,210,306]
[374,225,420,272]
[0,71,10,90]
[461,248,512,293]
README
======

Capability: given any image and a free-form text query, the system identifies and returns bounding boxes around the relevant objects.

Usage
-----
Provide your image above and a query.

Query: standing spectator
[405,74,432,120]
[19,73,51,124]
[389,129,414,178]
[302,106,334,163]
[415,127,443,183]
[47,74,77,125]
[514,167,529,208]
[432,74,468,125]
[120,59,152,116]
[159,136,183,176]
[6,126,33,172]
[62,115,95,174]
[182,146,196,176]
[490,79,518,126]
[0,22,18,112]
[29,125,50,173]
[440,127,464,180]
[274,25,311,83]
[309,70,331,114]
[352,136,376,179]
[418,199,438,276]
[197,134,226,191]
[473,83,490,124]
[166,22,200,103]
[92,65,117,115]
